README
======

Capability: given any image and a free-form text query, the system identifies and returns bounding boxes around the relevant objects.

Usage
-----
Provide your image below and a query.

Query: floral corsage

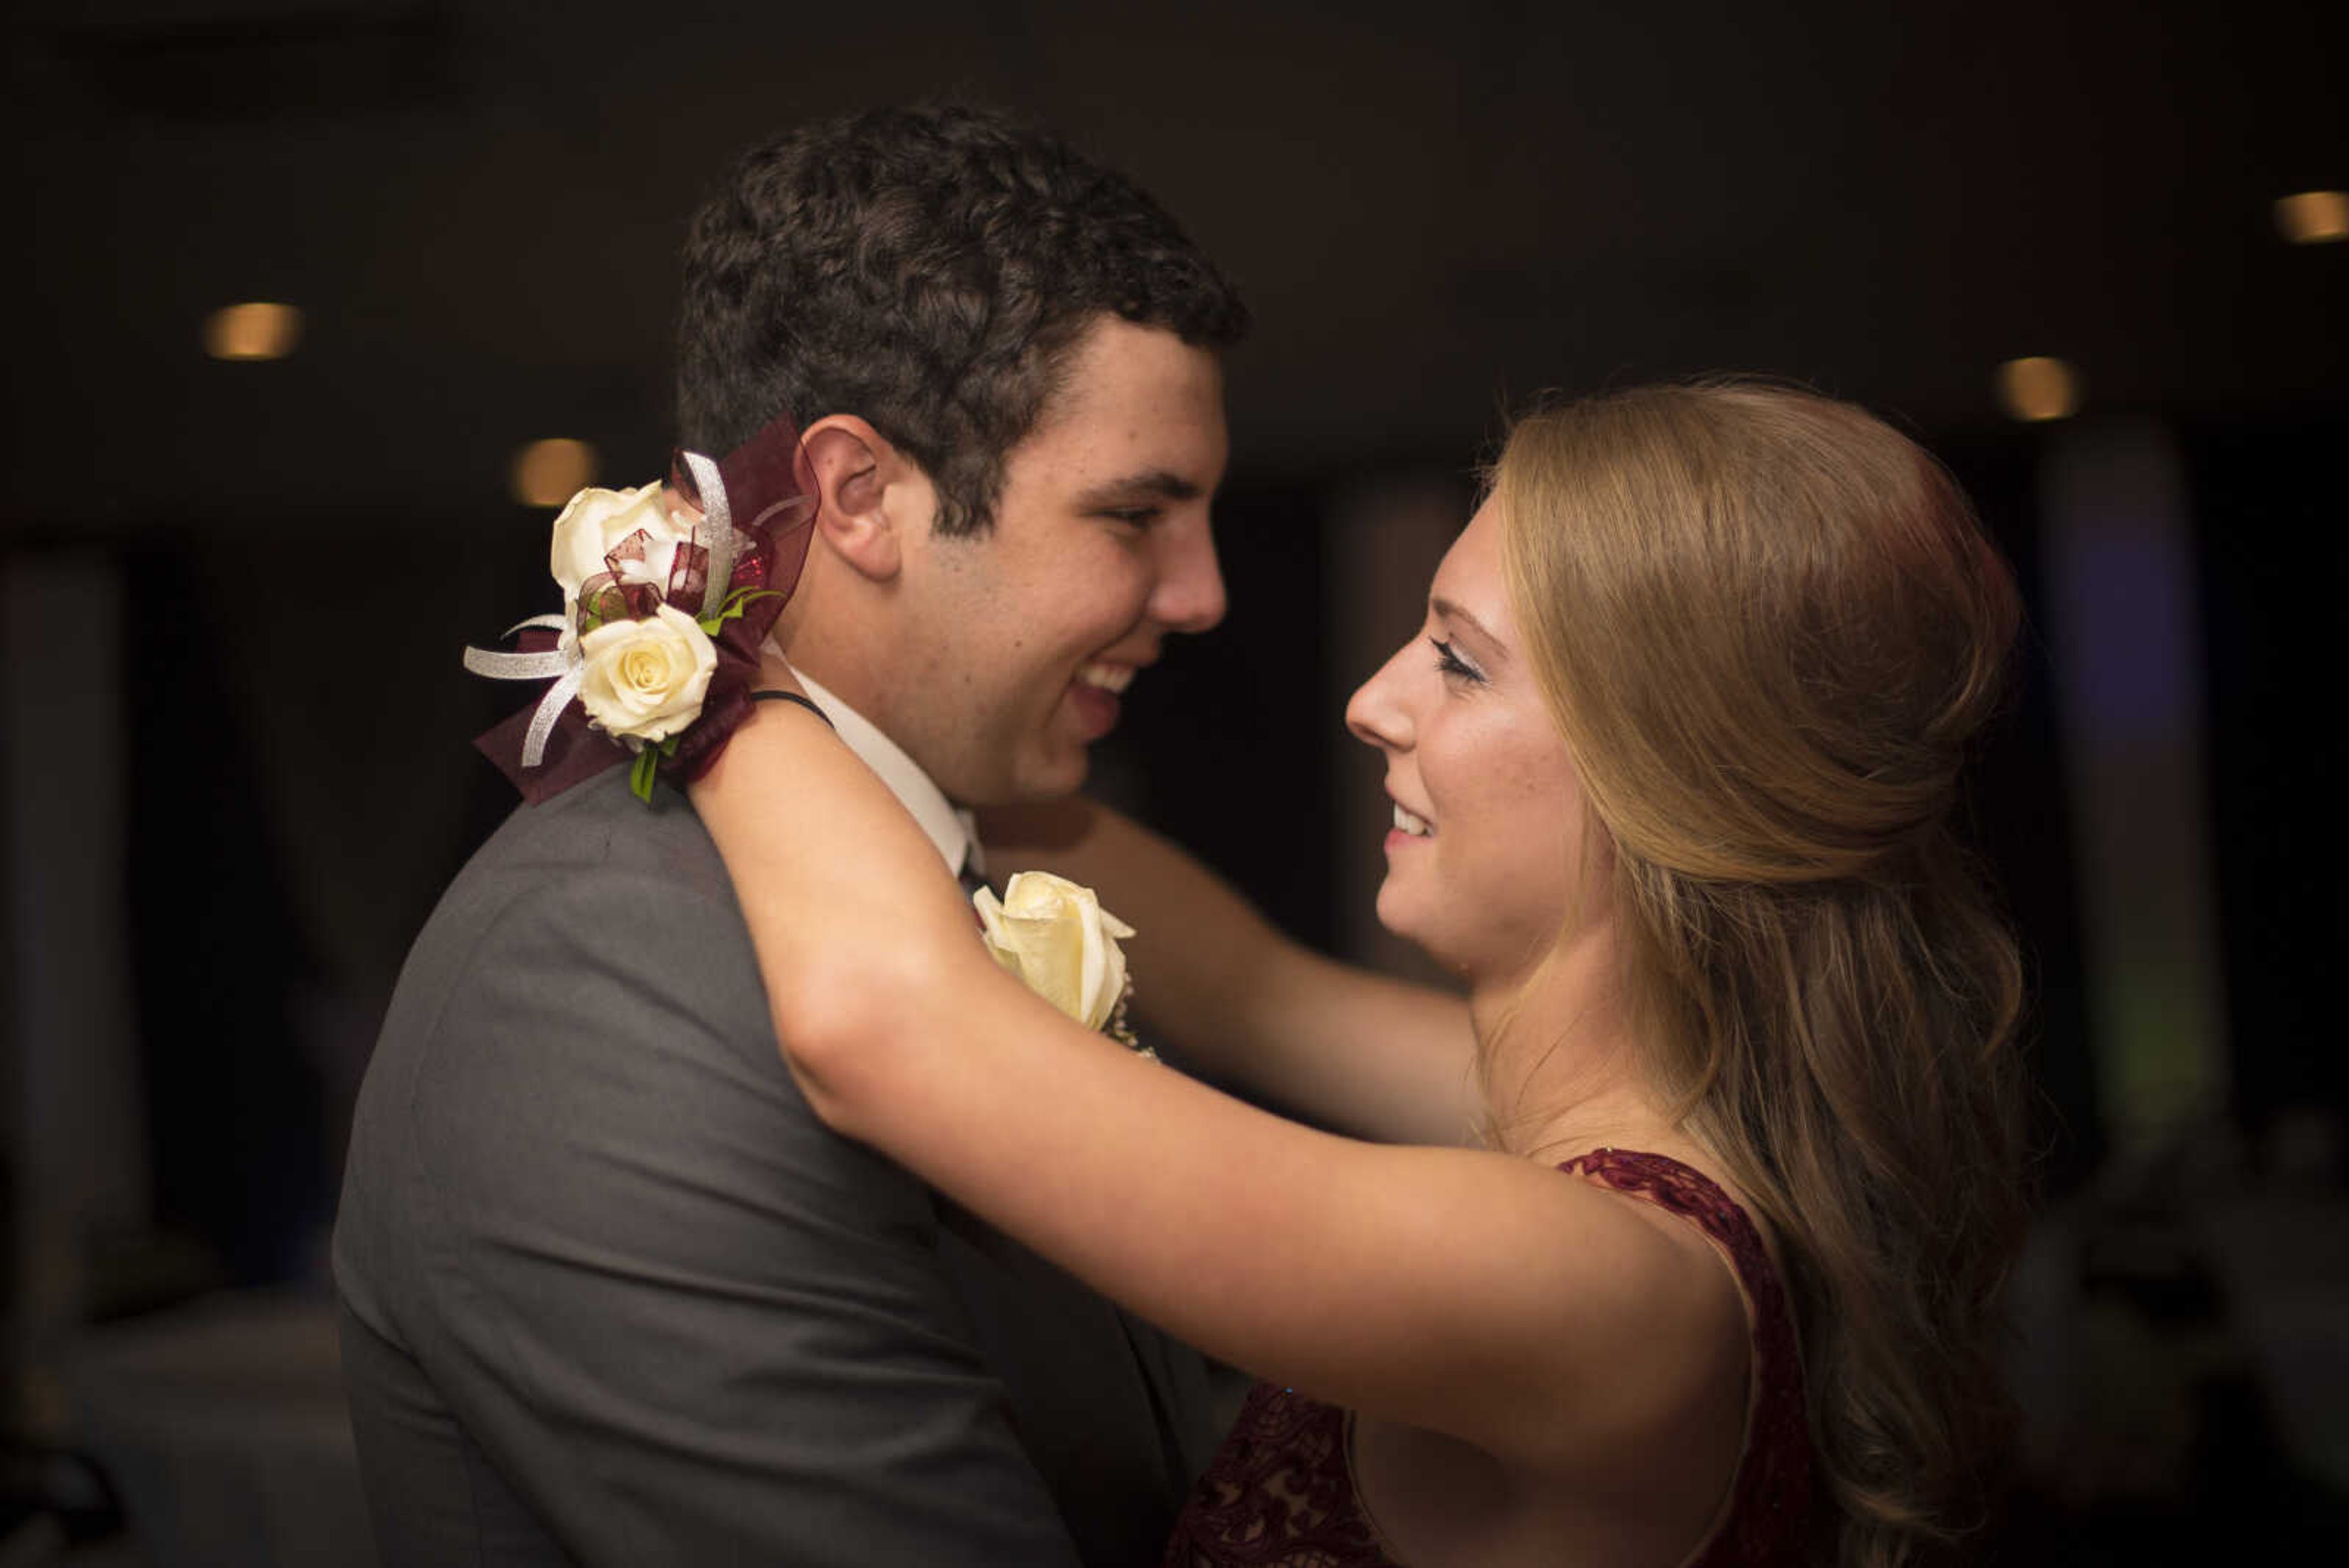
[464,412,815,803]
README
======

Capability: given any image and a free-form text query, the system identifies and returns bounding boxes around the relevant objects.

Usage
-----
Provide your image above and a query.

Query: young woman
[691,382,2030,1567]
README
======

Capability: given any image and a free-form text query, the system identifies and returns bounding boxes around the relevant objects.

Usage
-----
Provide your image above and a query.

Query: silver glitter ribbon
[461,614,579,768]
[678,450,737,619]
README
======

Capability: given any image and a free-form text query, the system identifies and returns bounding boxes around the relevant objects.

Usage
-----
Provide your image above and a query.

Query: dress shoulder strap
[1556,1149,1772,1280]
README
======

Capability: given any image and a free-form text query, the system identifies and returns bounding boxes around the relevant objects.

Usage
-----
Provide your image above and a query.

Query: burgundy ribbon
[470,411,817,804]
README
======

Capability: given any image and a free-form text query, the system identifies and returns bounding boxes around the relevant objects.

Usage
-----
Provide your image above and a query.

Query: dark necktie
[957,848,989,930]
[956,831,989,894]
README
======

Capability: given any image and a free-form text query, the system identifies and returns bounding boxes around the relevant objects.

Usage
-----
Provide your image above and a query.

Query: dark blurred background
[2,1,2343,1562]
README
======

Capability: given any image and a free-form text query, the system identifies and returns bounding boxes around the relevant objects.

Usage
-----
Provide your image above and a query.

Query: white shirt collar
[789,668,979,877]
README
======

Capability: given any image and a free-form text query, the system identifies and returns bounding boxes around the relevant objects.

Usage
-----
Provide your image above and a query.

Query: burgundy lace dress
[1160,1149,1810,1568]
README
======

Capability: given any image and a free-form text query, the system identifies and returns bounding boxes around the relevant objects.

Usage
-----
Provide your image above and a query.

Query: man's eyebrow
[1430,596,1507,657]
[1073,469,1204,508]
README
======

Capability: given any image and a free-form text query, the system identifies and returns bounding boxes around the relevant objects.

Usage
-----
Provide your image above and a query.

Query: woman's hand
[687,671,984,1133]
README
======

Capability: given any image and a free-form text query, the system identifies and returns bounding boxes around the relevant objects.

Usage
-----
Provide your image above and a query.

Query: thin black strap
[748,689,833,727]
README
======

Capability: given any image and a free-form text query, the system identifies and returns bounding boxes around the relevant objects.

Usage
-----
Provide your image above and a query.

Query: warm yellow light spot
[2275,190,2349,244]
[1996,357,2082,423]
[202,302,302,361]
[511,439,600,507]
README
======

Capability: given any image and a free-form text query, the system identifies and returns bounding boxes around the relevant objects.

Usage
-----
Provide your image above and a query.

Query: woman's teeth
[1393,803,1433,838]
[1077,662,1135,694]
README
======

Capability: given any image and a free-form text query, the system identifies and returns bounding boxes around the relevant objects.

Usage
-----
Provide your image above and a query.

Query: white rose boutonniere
[973,872,1150,1055]
[576,602,719,745]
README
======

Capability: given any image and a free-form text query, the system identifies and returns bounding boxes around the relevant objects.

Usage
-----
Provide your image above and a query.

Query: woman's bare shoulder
[1474,1151,1759,1477]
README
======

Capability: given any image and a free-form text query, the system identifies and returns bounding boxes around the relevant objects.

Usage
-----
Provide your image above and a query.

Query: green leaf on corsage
[697,586,785,636]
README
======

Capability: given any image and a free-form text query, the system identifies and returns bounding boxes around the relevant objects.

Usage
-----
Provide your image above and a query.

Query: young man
[335,105,1249,1566]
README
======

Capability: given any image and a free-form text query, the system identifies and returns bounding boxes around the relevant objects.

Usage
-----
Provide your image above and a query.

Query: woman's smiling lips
[1386,799,1434,850]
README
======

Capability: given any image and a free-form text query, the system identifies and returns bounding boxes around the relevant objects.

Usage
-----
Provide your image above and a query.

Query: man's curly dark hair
[676,104,1250,538]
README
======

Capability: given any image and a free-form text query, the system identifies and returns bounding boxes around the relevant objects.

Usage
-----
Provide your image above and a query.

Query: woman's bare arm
[690,697,1746,1474]
[979,798,1479,1146]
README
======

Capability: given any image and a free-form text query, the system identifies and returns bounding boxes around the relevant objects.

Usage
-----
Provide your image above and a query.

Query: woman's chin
[1373,893,1461,973]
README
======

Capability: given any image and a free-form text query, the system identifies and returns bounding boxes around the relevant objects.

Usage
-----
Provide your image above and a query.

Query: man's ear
[800,415,926,583]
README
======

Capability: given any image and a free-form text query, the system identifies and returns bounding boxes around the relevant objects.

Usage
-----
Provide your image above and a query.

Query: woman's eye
[1430,637,1483,683]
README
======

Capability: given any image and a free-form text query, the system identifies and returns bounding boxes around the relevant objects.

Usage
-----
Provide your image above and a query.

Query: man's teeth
[1077,663,1135,694]
[1393,803,1433,838]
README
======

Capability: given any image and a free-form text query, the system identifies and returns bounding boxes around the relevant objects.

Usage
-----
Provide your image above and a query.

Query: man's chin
[1011,751,1091,804]
[954,748,1091,810]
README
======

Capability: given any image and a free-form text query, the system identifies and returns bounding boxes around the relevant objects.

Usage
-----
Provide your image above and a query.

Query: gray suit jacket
[334,771,1217,1566]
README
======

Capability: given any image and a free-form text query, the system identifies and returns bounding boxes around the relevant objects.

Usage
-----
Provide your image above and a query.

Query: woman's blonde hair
[1494,382,2029,1567]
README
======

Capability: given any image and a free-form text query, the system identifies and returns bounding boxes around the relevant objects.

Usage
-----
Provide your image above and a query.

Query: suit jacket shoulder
[336,773,1091,1566]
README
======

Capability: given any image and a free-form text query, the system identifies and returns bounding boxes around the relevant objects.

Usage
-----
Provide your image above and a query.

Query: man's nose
[1151,520,1227,634]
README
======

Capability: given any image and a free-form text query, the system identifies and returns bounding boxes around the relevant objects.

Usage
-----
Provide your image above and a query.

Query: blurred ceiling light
[2274,190,2349,244]
[512,439,599,507]
[202,302,302,361]
[1995,357,2082,423]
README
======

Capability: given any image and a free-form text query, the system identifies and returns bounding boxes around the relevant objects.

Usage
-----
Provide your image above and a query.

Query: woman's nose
[1345,641,1415,753]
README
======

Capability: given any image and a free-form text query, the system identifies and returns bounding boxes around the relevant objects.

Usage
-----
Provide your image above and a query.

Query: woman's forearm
[688,700,979,1132]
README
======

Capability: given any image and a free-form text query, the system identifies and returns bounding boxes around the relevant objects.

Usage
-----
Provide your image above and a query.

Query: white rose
[576,603,718,744]
[549,483,699,643]
[973,872,1137,1033]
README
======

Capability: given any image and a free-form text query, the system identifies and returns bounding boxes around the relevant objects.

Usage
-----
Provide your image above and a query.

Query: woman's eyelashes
[1430,636,1486,685]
